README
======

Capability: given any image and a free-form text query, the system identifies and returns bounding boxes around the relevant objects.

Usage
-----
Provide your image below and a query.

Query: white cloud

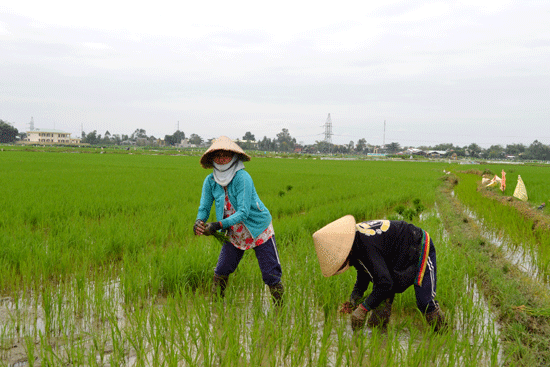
[1,0,549,148]
[0,21,9,35]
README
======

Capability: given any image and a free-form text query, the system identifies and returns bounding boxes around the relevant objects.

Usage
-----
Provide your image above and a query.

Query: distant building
[427,150,448,158]
[177,139,197,148]
[235,139,258,149]
[406,148,426,156]
[136,138,149,146]
[22,129,82,145]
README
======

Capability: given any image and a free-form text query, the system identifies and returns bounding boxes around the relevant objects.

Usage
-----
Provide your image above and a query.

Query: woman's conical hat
[200,136,251,169]
[312,215,356,277]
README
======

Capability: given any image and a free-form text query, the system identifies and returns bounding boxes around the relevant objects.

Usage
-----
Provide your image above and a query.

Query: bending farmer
[312,215,446,332]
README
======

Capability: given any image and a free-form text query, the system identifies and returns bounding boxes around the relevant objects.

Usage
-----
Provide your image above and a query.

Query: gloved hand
[350,290,363,308]
[339,301,354,314]
[193,220,205,235]
[203,221,222,236]
[351,305,369,332]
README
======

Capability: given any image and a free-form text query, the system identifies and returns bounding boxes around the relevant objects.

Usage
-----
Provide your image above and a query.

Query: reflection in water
[462,205,546,285]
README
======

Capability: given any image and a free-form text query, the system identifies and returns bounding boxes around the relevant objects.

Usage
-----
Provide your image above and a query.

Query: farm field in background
[1,149,549,366]
[450,164,550,283]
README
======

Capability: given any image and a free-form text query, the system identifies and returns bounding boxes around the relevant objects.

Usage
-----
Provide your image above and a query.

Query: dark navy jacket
[350,220,423,310]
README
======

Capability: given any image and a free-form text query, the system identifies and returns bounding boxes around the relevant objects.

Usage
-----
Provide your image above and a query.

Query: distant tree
[432,143,454,151]
[189,134,203,146]
[236,132,256,150]
[0,120,18,143]
[348,141,355,152]
[333,144,349,154]
[356,138,367,153]
[276,128,296,152]
[131,129,147,140]
[454,148,466,157]
[467,143,482,158]
[174,130,185,143]
[164,134,176,146]
[83,130,101,145]
[487,145,504,159]
[386,142,401,153]
[243,131,255,141]
[505,143,526,156]
[316,140,332,153]
[258,136,273,151]
[102,131,112,145]
[525,140,550,161]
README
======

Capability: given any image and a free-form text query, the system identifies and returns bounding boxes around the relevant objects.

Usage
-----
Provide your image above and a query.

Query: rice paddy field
[1,147,549,366]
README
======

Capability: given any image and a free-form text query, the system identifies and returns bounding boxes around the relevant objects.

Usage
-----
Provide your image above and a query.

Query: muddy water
[1,281,502,366]
[1,218,504,366]
[460,275,503,366]
[461,202,546,286]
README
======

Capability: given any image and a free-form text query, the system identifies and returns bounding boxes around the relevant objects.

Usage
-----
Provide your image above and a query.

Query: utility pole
[383,120,386,148]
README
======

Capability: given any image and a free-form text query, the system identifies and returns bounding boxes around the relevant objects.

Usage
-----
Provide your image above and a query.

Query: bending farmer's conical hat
[200,136,251,169]
[312,215,356,277]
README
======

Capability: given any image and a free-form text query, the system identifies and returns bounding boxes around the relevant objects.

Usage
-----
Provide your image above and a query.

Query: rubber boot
[212,274,229,300]
[425,304,447,332]
[366,296,393,329]
[268,282,284,308]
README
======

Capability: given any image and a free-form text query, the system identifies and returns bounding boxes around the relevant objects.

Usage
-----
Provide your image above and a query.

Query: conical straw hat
[200,136,251,169]
[312,215,356,277]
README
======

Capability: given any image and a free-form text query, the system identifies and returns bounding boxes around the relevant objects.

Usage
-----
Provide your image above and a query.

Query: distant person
[193,136,284,307]
[312,215,446,332]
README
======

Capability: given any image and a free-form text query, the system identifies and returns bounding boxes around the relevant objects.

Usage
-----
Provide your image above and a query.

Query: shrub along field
[0,148,549,366]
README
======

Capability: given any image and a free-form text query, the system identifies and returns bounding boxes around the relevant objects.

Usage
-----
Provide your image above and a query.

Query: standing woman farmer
[312,216,446,332]
[193,136,284,307]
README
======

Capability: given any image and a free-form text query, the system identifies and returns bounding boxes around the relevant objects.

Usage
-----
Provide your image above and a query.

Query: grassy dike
[437,174,550,366]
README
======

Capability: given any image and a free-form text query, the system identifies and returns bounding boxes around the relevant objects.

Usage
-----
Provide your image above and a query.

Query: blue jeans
[215,236,282,286]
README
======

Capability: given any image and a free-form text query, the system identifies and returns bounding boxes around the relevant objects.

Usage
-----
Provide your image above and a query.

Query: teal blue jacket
[196,169,272,238]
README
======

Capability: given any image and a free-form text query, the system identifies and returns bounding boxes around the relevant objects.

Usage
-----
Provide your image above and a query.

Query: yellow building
[23,129,82,145]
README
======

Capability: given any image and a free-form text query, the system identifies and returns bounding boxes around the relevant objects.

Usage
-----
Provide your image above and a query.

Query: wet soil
[438,174,550,366]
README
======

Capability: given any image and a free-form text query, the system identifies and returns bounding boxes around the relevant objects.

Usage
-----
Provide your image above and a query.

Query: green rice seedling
[394,204,406,215]
[452,167,550,283]
[24,335,36,367]
[2,149,549,365]
[125,308,149,365]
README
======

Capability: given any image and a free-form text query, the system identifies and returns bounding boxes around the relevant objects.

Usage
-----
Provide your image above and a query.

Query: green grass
[0,149,548,365]
[449,165,550,283]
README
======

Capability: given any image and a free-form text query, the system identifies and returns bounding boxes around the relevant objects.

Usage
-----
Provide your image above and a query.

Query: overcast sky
[1,1,549,148]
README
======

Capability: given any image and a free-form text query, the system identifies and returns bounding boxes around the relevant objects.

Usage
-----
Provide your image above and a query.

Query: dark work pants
[414,239,439,314]
[214,236,282,286]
